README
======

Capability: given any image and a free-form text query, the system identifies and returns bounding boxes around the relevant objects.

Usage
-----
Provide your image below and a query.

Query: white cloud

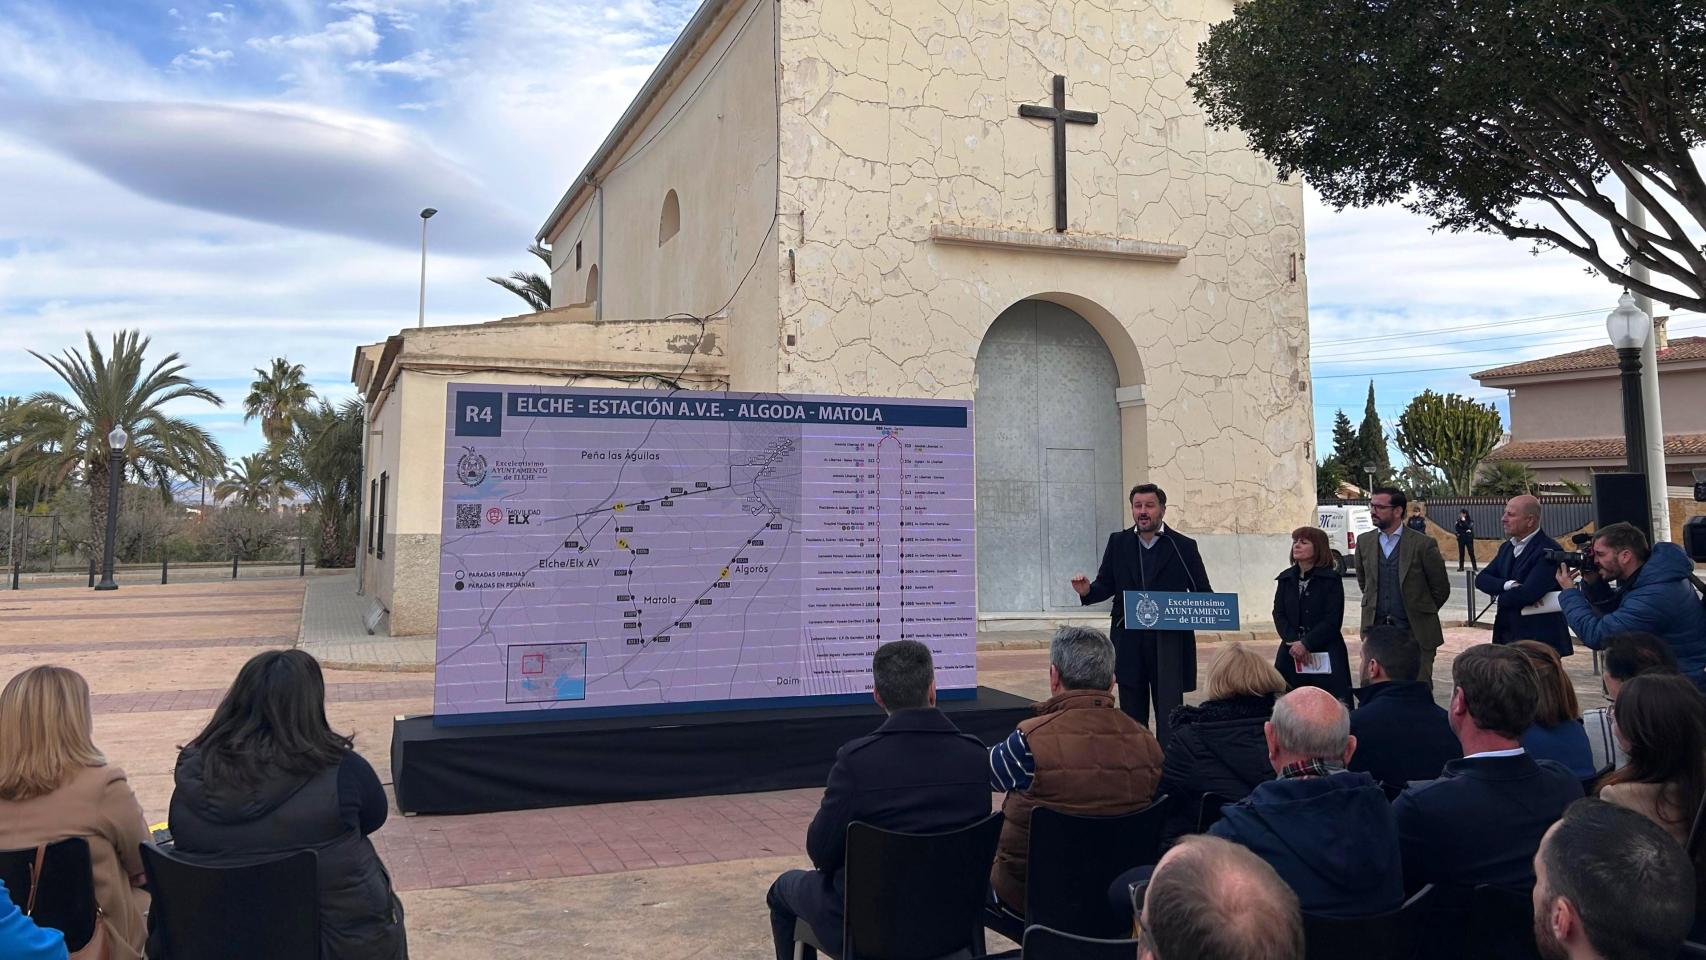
[206,11,228,22]
[246,14,380,58]
[170,46,234,70]
[347,50,444,80]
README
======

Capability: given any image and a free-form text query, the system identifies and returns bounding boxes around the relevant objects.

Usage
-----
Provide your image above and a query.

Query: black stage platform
[391,687,1036,815]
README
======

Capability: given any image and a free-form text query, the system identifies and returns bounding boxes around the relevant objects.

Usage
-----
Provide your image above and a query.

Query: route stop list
[433,384,976,719]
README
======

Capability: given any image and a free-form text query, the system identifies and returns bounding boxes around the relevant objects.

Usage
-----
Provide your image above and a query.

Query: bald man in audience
[1476,495,1571,657]
[1135,835,1303,960]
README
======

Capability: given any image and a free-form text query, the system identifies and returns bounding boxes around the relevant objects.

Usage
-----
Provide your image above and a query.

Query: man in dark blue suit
[766,640,991,960]
[1393,644,1582,894]
[1474,495,1571,657]
[1072,483,1214,744]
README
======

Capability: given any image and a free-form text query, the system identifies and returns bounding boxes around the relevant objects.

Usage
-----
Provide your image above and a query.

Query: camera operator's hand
[1555,564,1580,592]
[1577,563,1602,585]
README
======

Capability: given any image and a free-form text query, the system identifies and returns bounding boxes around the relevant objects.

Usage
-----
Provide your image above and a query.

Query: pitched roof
[1484,433,1706,463]
[1471,337,1706,380]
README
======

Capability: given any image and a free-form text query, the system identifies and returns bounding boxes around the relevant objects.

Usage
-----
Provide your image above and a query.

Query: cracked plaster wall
[773,0,1314,544]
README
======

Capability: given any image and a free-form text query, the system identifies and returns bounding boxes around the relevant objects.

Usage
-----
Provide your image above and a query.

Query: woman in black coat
[1273,526,1352,702]
[1154,642,1287,847]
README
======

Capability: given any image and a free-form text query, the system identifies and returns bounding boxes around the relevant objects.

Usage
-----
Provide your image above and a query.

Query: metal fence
[1320,496,1596,538]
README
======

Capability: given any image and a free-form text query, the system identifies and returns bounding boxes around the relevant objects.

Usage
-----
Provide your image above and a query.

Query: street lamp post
[94,424,128,591]
[1606,291,1653,478]
[417,207,437,329]
[1362,462,1377,497]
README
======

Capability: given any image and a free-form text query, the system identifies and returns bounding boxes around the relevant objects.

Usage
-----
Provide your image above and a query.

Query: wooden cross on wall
[1019,74,1099,232]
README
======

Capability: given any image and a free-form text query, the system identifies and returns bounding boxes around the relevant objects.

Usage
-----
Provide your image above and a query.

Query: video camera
[1686,471,1706,563]
[1543,533,1600,573]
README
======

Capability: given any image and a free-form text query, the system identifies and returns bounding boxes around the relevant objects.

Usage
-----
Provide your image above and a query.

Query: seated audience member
[1209,687,1403,917]
[169,650,407,960]
[0,877,68,960]
[768,640,988,960]
[1136,835,1303,960]
[989,626,1163,914]
[1153,642,1284,846]
[0,666,151,956]
[1514,641,1596,781]
[1532,799,1696,960]
[1596,673,1706,846]
[1348,625,1461,787]
[1393,644,1583,893]
[1582,632,1680,774]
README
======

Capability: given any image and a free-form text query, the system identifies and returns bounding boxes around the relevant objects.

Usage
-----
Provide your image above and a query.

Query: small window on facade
[367,478,377,554]
[658,190,680,246]
[586,264,600,303]
[376,472,388,560]
[575,241,582,270]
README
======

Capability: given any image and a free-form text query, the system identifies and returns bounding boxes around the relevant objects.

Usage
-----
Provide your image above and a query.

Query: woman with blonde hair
[0,665,151,956]
[1153,642,1288,846]
[1513,640,1596,780]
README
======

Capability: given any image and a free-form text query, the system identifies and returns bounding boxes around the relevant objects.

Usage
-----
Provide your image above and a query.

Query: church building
[356,0,1315,636]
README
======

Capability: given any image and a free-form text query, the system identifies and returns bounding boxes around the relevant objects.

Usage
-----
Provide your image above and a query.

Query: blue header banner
[1123,591,1241,632]
[501,392,967,428]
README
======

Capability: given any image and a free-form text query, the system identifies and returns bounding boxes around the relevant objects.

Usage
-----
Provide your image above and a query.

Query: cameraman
[1555,522,1706,694]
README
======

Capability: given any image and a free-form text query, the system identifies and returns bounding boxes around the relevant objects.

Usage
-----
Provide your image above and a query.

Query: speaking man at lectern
[1072,483,1213,743]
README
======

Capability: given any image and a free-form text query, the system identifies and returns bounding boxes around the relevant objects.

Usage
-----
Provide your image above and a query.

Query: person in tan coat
[1595,672,1706,846]
[0,666,151,957]
[988,626,1164,913]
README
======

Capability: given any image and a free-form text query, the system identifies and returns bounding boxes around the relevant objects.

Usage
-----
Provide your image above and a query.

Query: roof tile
[1484,433,1706,462]
[1472,337,1706,380]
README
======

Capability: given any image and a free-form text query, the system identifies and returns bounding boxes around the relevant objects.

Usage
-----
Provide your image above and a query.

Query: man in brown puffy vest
[988,625,1165,914]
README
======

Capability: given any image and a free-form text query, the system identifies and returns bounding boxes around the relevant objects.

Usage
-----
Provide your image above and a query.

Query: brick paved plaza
[0,578,1612,958]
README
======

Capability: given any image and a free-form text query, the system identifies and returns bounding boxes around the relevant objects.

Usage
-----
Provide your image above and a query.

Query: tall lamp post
[417,207,437,329]
[1606,291,1653,478]
[1362,462,1377,497]
[94,424,128,591]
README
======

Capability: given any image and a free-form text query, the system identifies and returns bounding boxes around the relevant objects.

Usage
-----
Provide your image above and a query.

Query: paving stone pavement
[0,576,1620,958]
[297,572,435,671]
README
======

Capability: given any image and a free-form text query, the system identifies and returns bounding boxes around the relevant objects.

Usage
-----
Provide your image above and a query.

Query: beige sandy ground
[0,579,1610,958]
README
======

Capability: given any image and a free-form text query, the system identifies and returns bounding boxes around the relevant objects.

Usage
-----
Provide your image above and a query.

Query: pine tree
[1330,410,1358,467]
[1355,381,1391,483]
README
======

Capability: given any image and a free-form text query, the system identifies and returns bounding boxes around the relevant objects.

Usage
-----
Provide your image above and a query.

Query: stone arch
[974,298,1134,614]
[658,190,681,246]
[585,263,600,303]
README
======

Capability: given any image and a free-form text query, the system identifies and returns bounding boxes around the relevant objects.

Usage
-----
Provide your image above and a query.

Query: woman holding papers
[1273,527,1351,702]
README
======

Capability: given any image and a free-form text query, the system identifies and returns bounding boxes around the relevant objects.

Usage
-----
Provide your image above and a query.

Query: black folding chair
[0,838,100,952]
[794,812,1004,960]
[1019,923,1140,960]
[985,797,1170,942]
[1301,884,1436,960]
[141,842,320,960]
[1195,793,1233,833]
[1465,884,1541,960]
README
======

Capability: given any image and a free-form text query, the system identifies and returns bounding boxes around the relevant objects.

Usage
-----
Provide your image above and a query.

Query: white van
[1316,504,1375,574]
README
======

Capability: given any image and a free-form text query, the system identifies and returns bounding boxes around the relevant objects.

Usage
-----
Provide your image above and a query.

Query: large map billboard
[434,384,976,720]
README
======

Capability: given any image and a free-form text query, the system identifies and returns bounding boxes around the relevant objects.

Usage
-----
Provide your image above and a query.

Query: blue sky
[0,0,1694,473]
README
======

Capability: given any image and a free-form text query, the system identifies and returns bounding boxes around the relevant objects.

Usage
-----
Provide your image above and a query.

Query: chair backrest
[1302,884,1439,960]
[140,842,320,960]
[1195,793,1232,833]
[1021,923,1141,960]
[843,812,1004,960]
[1024,798,1170,939]
[1466,884,1542,960]
[0,838,98,951]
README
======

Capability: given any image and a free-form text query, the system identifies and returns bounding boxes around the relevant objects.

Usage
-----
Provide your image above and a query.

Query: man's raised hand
[1070,574,1090,598]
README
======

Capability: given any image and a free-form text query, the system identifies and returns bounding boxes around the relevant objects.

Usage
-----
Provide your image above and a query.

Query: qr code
[456,504,482,529]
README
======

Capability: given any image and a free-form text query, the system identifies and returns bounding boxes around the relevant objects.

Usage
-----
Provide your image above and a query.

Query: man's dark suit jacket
[1475,531,1571,657]
[1081,527,1213,689]
[1347,681,1461,787]
[1392,752,1583,893]
[798,707,991,936]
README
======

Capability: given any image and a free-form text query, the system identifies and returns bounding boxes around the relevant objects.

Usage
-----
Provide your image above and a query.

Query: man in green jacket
[1356,487,1452,691]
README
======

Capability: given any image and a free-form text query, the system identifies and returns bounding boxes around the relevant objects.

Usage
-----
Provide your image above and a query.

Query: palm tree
[10,331,224,573]
[244,358,314,511]
[244,358,315,448]
[279,399,363,566]
[486,242,552,313]
[214,454,293,509]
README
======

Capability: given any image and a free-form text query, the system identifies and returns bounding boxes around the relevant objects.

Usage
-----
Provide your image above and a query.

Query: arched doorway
[975,300,1126,613]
